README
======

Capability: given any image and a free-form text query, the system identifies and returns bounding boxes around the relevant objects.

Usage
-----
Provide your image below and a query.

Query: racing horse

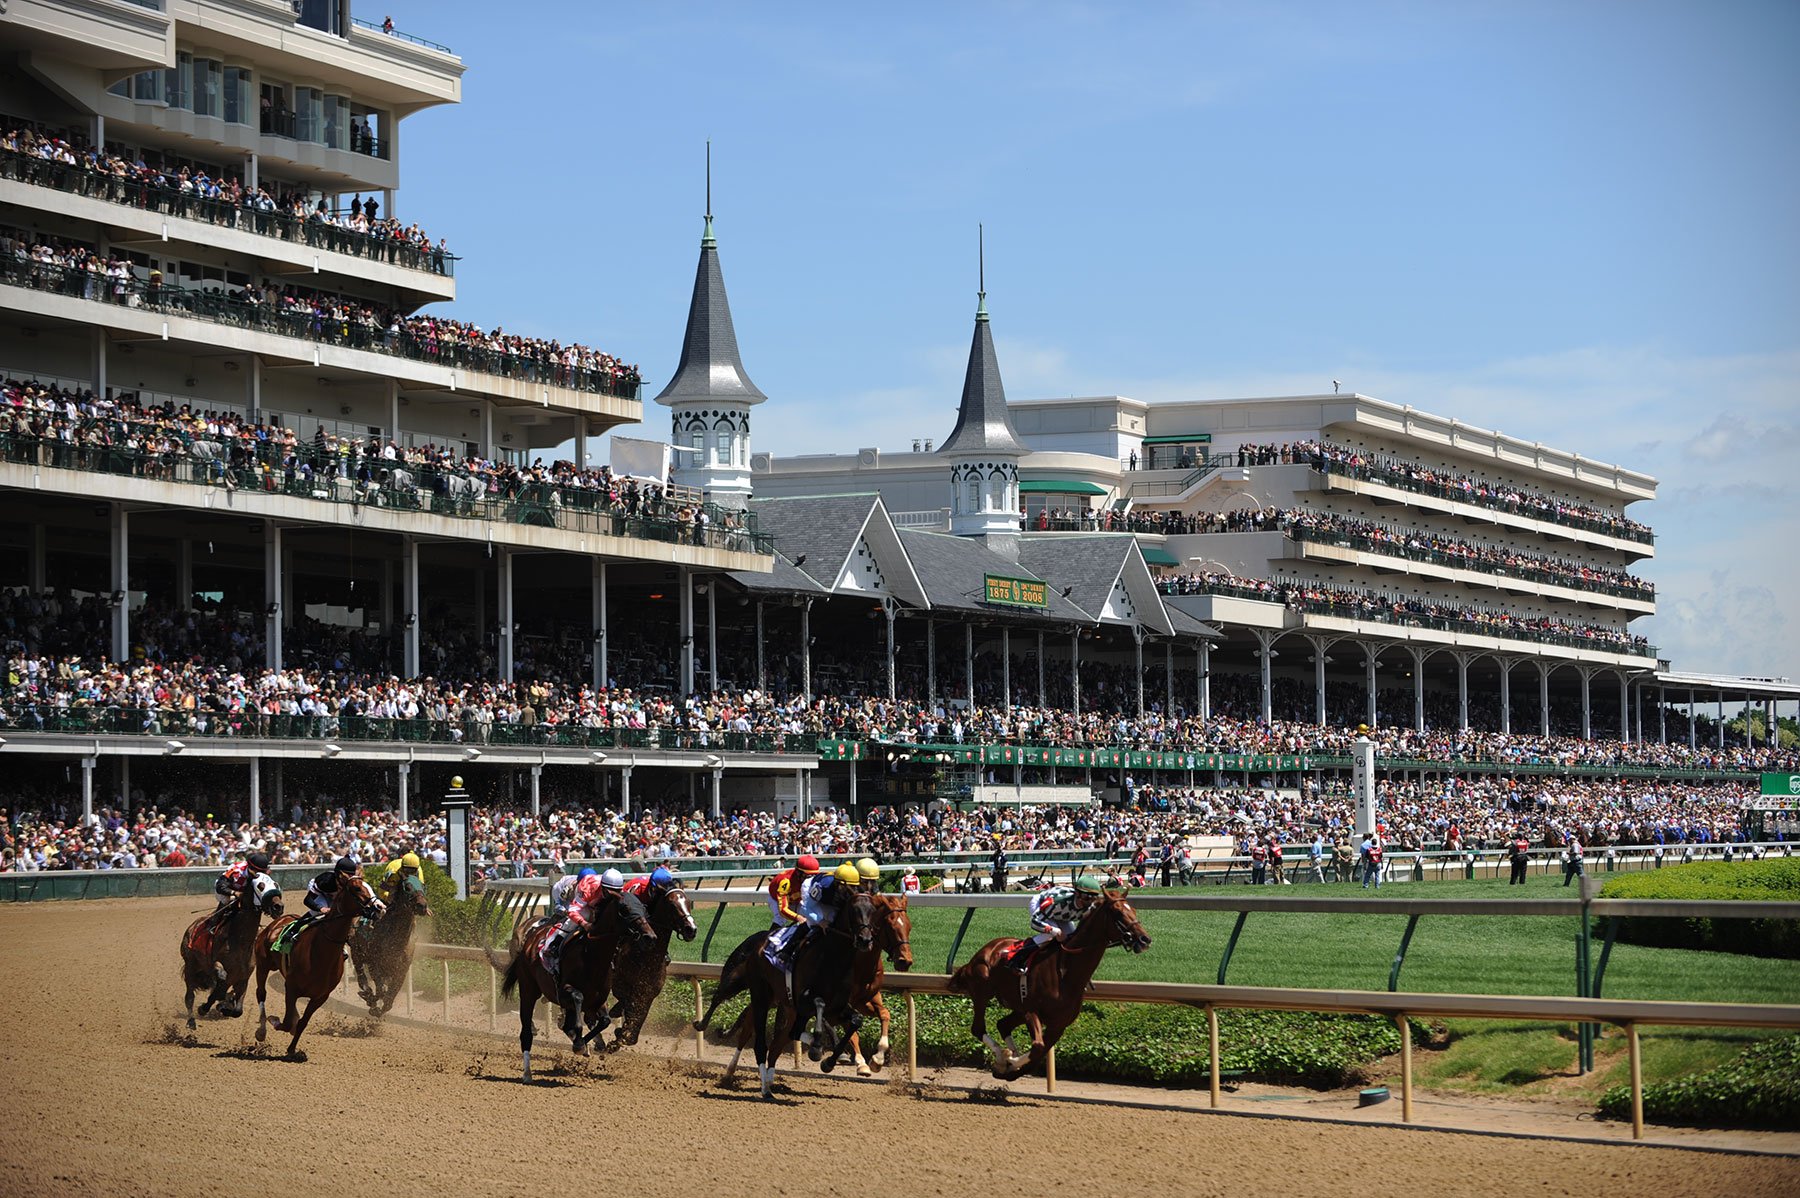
[349,872,432,1016]
[252,870,383,1060]
[842,892,913,1075]
[948,888,1152,1080]
[494,899,652,1081]
[181,872,283,1030]
[694,891,874,1099]
[604,883,697,1052]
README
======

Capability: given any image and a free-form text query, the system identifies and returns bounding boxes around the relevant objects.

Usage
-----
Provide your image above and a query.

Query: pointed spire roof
[938,226,1024,456]
[654,147,765,408]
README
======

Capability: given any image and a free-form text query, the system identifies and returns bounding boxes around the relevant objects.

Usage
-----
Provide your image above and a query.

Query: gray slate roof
[653,221,766,407]
[731,552,830,596]
[1017,536,1135,621]
[897,530,1090,622]
[936,308,1024,456]
[735,494,881,591]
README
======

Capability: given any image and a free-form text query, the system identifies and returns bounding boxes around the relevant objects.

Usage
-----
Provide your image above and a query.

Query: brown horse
[252,871,383,1060]
[495,899,651,1081]
[843,892,912,1075]
[948,890,1151,1080]
[694,891,874,1099]
[350,871,431,1016]
[604,884,697,1052]
[181,873,284,1029]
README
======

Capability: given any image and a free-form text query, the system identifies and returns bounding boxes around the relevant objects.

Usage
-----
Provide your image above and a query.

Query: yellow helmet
[401,852,422,871]
[450,775,464,790]
[832,863,862,886]
[855,857,880,882]
[384,859,402,876]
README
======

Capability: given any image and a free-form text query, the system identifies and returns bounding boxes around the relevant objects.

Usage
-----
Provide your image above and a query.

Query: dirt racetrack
[2,896,1796,1198]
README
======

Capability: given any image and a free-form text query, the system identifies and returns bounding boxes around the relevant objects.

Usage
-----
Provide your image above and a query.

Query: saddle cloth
[271,915,316,955]
[763,923,801,969]
[185,922,214,958]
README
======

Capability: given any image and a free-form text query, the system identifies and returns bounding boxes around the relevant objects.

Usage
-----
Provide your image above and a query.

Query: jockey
[543,870,610,982]
[854,857,881,893]
[766,854,821,929]
[304,855,364,916]
[900,866,922,895]
[549,867,598,920]
[214,851,271,910]
[1012,874,1104,974]
[377,850,423,904]
[768,862,859,997]
[622,865,677,907]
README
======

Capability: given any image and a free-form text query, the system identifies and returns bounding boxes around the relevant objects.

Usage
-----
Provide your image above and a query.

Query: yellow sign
[985,574,1048,609]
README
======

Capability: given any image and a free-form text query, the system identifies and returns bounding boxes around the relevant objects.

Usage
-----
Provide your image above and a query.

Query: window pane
[196,60,221,119]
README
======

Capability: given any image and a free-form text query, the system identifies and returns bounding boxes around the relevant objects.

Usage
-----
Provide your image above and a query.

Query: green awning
[1019,479,1107,496]
[1141,433,1213,445]
[1139,547,1180,567]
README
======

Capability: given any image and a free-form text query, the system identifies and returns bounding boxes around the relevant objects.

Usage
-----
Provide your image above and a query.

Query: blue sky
[389,0,1799,682]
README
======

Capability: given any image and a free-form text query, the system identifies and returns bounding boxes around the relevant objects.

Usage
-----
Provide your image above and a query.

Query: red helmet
[797,854,822,874]
[575,875,603,905]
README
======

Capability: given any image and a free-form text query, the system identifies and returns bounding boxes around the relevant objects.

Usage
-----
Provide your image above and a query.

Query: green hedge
[1598,1036,1800,1129]
[358,860,507,947]
[1600,858,1800,959]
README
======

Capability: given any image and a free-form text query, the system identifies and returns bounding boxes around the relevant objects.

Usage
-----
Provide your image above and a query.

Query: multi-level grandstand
[0,0,1794,864]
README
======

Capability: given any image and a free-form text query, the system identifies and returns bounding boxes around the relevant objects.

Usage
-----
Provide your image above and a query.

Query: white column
[1071,629,1082,719]
[620,765,633,816]
[575,424,587,471]
[1716,695,1724,749]
[247,352,261,418]
[1038,631,1047,708]
[1310,636,1329,726]
[795,766,807,819]
[1001,627,1011,714]
[387,379,400,443]
[592,560,607,691]
[926,620,936,704]
[397,762,411,823]
[1165,642,1175,717]
[1134,629,1146,717]
[965,624,976,710]
[402,536,420,677]
[1581,669,1593,740]
[529,764,541,819]
[1621,674,1632,743]
[175,538,193,612]
[482,403,494,459]
[92,327,107,400]
[81,757,95,824]
[1456,654,1470,731]
[1411,648,1426,733]
[497,547,514,682]
[1364,646,1378,727]
[801,599,813,702]
[1688,688,1697,750]
[755,600,765,691]
[1499,659,1512,734]
[886,602,897,701]
[249,760,261,826]
[1540,663,1552,738]
[711,766,723,820]
[244,150,257,192]
[1255,631,1275,724]
[1658,685,1667,745]
[707,579,718,693]
[1197,643,1210,720]
[109,504,130,660]
[263,521,282,670]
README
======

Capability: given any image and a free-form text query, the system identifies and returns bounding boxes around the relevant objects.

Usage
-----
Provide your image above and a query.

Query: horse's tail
[499,949,523,1000]
[948,958,977,994]
[484,946,512,975]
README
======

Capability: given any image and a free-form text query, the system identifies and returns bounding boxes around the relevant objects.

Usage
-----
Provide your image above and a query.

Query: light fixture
[464,747,483,761]
[265,602,279,616]
[703,754,723,769]
[165,740,186,753]
[0,737,8,749]
[322,743,342,757]
[108,590,125,607]
[590,750,609,764]
[591,628,606,642]
[404,613,417,628]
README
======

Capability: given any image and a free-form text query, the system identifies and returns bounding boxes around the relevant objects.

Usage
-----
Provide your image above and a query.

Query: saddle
[271,913,318,955]
[186,922,215,959]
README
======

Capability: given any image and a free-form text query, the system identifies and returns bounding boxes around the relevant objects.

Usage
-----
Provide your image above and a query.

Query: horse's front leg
[996,1009,1027,1062]
[874,994,893,1070]
[972,994,1011,1074]
[1002,1010,1049,1080]
[285,994,325,1061]
[820,1007,862,1075]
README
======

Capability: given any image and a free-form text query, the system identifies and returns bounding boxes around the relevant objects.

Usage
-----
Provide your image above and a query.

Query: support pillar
[1253,630,1277,724]
[529,764,541,819]
[965,623,975,710]
[92,327,107,400]
[1304,634,1333,726]
[886,602,898,701]
[711,766,724,820]
[1498,657,1513,735]
[110,504,130,660]
[1658,685,1666,745]
[1454,652,1472,731]
[1001,626,1011,713]
[247,352,261,418]
[1410,648,1427,733]
[755,600,766,692]
[175,537,193,611]
[620,765,633,816]
[81,757,95,824]
[249,760,261,826]
[1364,645,1379,727]
[678,567,694,696]
[1688,688,1696,750]
[1621,674,1632,743]
[398,762,410,823]
[1165,642,1175,717]
[1539,662,1553,738]
[402,536,420,677]
[387,378,400,444]
[1133,628,1146,717]
[926,619,937,705]
[1579,668,1592,740]
[707,579,718,693]
[801,599,813,702]
[592,560,607,691]
[1071,629,1082,719]
[496,546,514,682]
[261,520,281,670]
[1716,694,1724,749]
[1038,631,1047,708]
[273,763,284,824]
[1197,643,1211,721]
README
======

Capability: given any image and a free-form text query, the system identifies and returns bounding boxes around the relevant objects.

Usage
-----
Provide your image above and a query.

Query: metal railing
[1126,458,1225,498]
[0,430,773,554]
[351,16,455,54]
[0,255,640,400]
[1286,523,1655,601]
[0,148,453,275]
[1312,455,1656,546]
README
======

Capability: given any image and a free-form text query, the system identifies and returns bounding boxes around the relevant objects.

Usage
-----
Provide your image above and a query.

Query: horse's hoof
[820,1056,837,1073]
[856,1064,873,1078]
[186,1018,197,1032]
[288,1050,307,1063]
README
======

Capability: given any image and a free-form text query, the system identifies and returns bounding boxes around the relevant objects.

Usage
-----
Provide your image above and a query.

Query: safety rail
[408,929,1800,1139]
[0,431,772,555]
[0,256,640,401]
[1285,523,1655,601]
[0,148,457,277]
[350,16,455,54]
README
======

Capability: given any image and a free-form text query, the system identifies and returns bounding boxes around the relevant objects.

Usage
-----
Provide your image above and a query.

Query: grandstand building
[0,2,1791,842]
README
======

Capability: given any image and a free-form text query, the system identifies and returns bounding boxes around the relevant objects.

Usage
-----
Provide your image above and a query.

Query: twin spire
[937,222,1023,457]
[653,141,764,408]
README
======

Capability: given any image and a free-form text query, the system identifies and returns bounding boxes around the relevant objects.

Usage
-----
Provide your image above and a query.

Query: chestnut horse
[495,899,652,1081]
[948,890,1151,1080]
[350,872,432,1016]
[604,884,697,1052]
[694,892,874,1099]
[252,871,383,1060]
[843,892,913,1075]
[181,872,284,1029]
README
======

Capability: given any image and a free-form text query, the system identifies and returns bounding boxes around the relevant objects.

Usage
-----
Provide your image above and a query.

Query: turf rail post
[1627,1022,1644,1140]
[1217,910,1249,985]
[905,993,917,1081]
[945,907,976,972]
[1398,1012,1413,1122]
[1206,1004,1220,1108]
[1388,914,1421,992]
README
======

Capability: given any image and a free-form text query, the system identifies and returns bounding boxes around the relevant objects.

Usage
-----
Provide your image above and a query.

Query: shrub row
[1599,858,1800,959]
[1598,1035,1800,1129]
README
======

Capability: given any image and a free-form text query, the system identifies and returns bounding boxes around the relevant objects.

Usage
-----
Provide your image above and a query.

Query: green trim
[1019,479,1107,495]
[1141,433,1213,445]
[1139,547,1180,566]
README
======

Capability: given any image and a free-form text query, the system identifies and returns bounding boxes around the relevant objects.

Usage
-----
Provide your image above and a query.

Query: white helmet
[599,868,625,891]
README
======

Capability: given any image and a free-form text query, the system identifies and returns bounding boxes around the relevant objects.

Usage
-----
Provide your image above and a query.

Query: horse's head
[872,893,913,972]
[845,893,876,954]
[1097,889,1152,955]
[652,884,697,942]
[402,872,430,916]
[343,871,385,919]
[251,872,284,918]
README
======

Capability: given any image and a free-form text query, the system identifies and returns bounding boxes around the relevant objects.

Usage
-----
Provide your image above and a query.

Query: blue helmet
[577,867,598,880]
[649,866,675,889]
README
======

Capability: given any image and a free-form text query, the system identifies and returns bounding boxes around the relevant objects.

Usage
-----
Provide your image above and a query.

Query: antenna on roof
[705,140,712,223]
[977,223,987,320]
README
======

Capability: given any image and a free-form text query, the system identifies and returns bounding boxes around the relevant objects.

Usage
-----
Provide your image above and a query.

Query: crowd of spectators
[0,229,640,397]
[1,122,451,274]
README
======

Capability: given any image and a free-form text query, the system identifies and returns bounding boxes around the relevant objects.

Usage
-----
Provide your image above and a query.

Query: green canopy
[1019,479,1107,496]
[1139,546,1180,566]
[1141,433,1212,445]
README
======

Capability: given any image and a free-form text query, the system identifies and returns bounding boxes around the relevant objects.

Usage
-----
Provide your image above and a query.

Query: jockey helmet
[400,851,422,871]
[247,852,270,872]
[855,857,880,883]
[575,875,603,905]
[599,868,625,892]
[797,854,822,874]
[335,855,360,874]
[577,867,598,881]
[1073,874,1103,895]
[832,863,861,886]
[649,866,675,890]
[450,775,464,790]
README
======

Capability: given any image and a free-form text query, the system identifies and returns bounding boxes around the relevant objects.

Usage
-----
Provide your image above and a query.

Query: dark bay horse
[181,872,283,1029]
[350,872,431,1016]
[604,884,697,1052]
[693,892,874,1099]
[948,890,1151,1080]
[844,892,912,1075]
[495,900,651,1081]
[252,871,383,1060]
